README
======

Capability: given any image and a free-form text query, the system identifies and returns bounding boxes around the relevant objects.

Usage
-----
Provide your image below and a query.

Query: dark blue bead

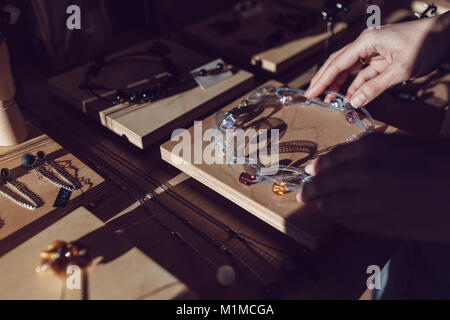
[21,153,36,167]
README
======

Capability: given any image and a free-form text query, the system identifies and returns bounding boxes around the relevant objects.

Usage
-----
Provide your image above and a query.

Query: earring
[194,62,232,78]
[22,152,79,192]
[0,168,39,210]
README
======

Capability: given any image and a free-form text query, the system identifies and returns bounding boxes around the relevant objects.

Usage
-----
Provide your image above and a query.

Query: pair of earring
[0,151,79,211]
[0,168,39,210]
[21,151,79,192]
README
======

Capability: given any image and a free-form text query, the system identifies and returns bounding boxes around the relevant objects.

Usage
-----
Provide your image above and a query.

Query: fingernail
[305,85,315,97]
[305,159,317,175]
[350,92,367,108]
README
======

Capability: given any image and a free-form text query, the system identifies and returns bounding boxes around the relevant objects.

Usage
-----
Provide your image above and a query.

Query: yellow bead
[272,182,287,196]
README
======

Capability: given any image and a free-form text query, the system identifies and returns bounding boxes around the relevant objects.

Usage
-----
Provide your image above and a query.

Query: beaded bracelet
[215,86,375,195]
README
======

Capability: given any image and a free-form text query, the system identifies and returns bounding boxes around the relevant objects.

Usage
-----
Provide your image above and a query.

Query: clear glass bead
[221,112,236,129]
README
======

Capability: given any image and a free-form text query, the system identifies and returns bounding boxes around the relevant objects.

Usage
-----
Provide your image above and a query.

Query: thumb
[350,64,405,108]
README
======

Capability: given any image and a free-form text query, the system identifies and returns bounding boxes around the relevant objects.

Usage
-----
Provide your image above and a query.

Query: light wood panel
[183,0,376,73]
[0,122,104,241]
[160,81,398,251]
[49,39,254,149]
[0,206,193,300]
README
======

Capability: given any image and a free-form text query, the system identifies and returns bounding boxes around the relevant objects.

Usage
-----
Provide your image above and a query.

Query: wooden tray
[49,39,254,149]
[0,122,104,242]
[183,0,375,74]
[0,206,193,299]
[160,80,399,251]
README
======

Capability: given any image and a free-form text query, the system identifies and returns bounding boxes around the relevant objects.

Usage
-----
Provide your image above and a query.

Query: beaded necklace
[215,86,374,195]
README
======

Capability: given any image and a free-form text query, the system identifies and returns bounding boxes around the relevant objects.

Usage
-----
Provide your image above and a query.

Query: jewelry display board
[183,0,374,74]
[49,39,254,149]
[160,80,399,251]
[0,122,104,242]
[0,206,193,300]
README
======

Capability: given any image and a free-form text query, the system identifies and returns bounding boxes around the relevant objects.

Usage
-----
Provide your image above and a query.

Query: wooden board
[0,122,104,242]
[49,39,254,149]
[283,6,419,90]
[160,80,399,251]
[0,206,193,300]
[183,0,375,74]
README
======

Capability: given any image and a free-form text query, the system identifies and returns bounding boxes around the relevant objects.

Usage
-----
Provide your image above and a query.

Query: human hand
[305,12,450,107]
[298,133,450,244]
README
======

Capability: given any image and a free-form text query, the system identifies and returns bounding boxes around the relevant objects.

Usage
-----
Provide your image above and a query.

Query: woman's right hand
[305,11,450,107]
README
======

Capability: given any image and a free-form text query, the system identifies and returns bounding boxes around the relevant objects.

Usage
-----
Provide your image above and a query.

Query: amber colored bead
[272,182,287,196]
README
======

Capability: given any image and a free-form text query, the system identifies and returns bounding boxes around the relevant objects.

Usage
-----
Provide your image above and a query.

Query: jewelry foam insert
[160,80,398,251]
[49,39,254,149]
[0,207,192,299]
[0,122,104,242]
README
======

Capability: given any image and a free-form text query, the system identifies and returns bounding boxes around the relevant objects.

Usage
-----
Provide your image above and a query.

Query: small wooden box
[49,39,254,149]
[160,80,398,251]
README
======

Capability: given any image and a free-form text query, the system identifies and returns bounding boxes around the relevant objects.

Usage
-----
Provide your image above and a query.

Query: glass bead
[272,182,287,195]
[345,111,355,124]
[36,151,46,160]
[221,112,236,129]
[239,172,256,185]
[280,95,293,105]
[21,153,36,167]
[199,69,207,76]
[346,135,358,142]
[216,62,224,70]
[1,168,9,178]
[330,98,343,110]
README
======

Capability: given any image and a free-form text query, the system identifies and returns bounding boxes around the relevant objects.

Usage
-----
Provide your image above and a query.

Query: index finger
[306,40,368,98]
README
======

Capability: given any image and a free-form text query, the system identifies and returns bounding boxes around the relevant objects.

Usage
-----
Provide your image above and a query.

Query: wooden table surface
[3,0,448,299]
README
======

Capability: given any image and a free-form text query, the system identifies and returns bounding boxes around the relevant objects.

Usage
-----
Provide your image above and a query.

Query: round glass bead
[216,62,224,70]
[272,182,287,196]
[330,98,343,110]
[221,112,236,129]
[1,168,9,178]
[239,100,248,108]
[21,153,36,167]
[36,151,46,160]
[280,95,293,105]
[239,172,256,185]
[345,111,355,124]
[199,69,207,76]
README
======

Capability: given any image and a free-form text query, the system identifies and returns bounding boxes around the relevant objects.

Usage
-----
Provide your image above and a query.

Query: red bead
[239,173,256,185]
[345,112,355,124]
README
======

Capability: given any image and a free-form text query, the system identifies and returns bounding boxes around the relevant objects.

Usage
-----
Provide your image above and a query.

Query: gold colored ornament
[36,240,91,277]
[272,182,287,196]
